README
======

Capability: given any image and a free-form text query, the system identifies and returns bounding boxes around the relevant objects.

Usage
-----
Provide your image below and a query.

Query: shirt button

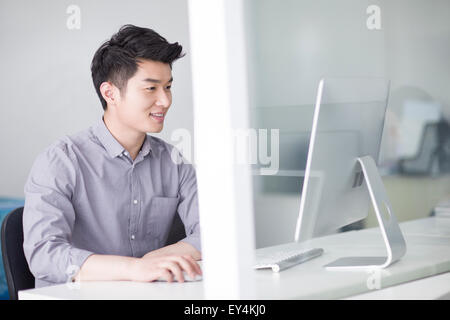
[131,234,135,240]
[133,199,138,204]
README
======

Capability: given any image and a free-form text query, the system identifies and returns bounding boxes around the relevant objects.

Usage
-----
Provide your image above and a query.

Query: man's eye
[166,86,172,90]
[147,87,156,91]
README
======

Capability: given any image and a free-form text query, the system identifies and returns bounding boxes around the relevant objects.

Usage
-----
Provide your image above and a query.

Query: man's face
[113,59,173,134]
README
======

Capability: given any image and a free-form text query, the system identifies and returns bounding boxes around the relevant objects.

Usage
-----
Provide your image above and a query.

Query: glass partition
[244,0,450,248]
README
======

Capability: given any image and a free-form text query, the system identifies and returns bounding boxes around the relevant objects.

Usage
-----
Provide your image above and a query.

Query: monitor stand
[324,155,407,270]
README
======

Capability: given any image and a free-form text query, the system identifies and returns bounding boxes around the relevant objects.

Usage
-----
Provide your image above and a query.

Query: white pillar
[188,0,256,299]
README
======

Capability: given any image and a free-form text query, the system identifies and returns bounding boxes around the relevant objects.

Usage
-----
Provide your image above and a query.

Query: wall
[0,0,194,197]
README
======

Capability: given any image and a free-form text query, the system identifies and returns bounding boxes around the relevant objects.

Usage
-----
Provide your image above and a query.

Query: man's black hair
[91,24,185,110]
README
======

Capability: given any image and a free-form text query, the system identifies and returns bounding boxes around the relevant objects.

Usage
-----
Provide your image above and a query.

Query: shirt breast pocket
[144,195,180,243]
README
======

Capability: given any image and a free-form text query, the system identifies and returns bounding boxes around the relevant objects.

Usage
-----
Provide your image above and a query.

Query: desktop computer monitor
[294,77,406,269]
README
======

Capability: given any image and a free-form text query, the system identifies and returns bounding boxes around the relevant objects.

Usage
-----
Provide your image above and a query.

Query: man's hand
[130,254,202,283]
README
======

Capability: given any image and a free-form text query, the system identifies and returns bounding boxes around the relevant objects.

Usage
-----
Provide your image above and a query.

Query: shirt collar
[140,134,152,158]
[93,117,152,159]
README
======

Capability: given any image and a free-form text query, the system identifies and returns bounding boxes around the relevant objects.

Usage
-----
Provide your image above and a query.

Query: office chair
[165,213,187,246]
[1,207,35,300]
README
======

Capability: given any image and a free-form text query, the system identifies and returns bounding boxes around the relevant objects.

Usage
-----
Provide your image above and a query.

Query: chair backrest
[1,207,34,300]
[165,212,187,246]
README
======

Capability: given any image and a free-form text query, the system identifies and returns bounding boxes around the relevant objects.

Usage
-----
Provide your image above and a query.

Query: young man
[23,25,202,288]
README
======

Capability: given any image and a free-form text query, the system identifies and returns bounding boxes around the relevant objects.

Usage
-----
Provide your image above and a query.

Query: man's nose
[155,88,171,108]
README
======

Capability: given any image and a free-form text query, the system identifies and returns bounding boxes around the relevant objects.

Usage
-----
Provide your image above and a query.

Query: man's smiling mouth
[150,112,165,122]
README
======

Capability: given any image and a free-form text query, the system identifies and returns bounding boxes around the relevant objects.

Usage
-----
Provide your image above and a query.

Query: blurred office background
[245,0,450,248]
[0,0,449,297]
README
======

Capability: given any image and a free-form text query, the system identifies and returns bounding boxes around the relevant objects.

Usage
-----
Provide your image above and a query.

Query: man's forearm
[75,254,139,282]
[75,243,201,282]
[144,241,201,260]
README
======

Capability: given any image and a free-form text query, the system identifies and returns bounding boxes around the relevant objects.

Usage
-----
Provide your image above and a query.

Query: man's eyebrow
[141,77,173,84]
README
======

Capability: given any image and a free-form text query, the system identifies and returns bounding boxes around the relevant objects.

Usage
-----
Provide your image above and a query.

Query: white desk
[346,271,450,300]
[19,217,450,300]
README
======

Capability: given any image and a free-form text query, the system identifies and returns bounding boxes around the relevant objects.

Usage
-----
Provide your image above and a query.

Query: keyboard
[254,245,324,272]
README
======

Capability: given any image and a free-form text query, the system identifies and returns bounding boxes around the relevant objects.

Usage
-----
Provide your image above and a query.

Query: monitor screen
[295,77,390,242]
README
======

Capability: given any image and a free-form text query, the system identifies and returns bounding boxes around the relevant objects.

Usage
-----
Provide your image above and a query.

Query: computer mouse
[181,271,203,282]
[157,260,203,282]
[157,271,203,282]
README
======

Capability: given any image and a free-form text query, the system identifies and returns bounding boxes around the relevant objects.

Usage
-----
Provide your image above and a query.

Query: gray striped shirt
[23,118,200,287]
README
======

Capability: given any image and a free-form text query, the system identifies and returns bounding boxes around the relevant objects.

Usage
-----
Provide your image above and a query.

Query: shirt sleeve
[23,142,94,284]
[175,150,202,253]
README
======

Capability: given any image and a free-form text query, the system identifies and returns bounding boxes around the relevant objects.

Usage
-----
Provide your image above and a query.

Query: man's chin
[145,125,163,134]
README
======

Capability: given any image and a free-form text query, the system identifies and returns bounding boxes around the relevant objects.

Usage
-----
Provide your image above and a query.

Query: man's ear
[99,81,118,106]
